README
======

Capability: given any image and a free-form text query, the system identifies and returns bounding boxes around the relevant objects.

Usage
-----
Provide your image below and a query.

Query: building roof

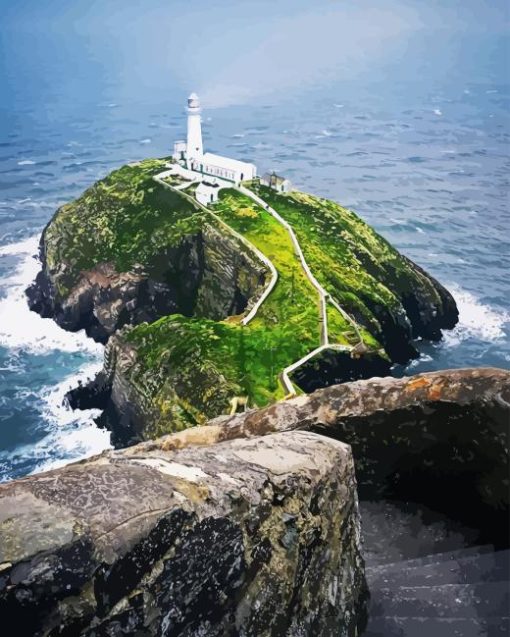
[262,172,289,185]
[202,152,256,173]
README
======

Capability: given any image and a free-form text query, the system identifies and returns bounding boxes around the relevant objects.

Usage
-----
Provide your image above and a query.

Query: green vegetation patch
[126,189,364,428]
[251,184,441,337]
[44,158,205,295]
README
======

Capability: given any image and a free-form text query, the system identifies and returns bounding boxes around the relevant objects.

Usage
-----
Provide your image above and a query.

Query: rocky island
[27,154,458,444]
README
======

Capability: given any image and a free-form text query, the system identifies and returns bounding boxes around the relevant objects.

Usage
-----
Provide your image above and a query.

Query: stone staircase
[359,501,510,637]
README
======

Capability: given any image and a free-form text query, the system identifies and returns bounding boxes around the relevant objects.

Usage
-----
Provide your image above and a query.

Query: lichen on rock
[0,431,368,637]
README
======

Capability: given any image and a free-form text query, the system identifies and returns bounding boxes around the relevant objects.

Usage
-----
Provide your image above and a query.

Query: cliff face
[0,431,367,637]
[28,222,266,344]
[28,158,459,441]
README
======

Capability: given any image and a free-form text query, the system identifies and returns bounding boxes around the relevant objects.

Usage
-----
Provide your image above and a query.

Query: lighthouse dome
[188,92,200,109]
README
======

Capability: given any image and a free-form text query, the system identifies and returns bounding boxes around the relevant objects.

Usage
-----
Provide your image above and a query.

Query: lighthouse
[172,93,257,187]
[186,92,203,164]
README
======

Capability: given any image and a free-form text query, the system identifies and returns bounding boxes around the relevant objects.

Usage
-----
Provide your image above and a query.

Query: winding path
[237,185,365,394]
[154,167,365,396]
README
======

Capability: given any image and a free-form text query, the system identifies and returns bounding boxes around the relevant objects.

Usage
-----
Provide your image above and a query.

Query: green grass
[126,188,359,425]
[123,187,376,432]
[251,183,442,335]
[47,159,435,435]
[44,158,204,296]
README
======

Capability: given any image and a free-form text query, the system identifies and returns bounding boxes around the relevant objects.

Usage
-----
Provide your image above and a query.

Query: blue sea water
[0,4,508,481]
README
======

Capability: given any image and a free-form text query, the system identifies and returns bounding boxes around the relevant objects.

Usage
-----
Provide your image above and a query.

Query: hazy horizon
[1,0,508,110]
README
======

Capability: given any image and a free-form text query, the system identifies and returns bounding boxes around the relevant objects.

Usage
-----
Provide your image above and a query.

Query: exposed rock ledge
[1,367,507,636]
[132,367,510,546]
[0,431,367,637]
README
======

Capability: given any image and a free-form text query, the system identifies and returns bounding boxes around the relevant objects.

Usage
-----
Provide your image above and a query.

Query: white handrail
[154,171,365,397]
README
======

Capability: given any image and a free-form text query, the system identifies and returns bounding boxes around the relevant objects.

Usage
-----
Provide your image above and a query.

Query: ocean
[0,7,508,481]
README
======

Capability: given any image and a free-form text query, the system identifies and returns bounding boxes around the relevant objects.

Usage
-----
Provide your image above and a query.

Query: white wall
[196,184,219,207]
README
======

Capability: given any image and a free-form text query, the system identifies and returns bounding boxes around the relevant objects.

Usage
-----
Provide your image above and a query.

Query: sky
[0,0,508,108]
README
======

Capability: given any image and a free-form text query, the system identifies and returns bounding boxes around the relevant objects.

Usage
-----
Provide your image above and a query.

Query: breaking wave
[30,361,111,475]
[444,285,509,346]
[0,236,102,355]
[0,237,110,479]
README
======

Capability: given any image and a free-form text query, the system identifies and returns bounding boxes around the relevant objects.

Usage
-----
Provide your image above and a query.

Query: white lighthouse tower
[186,92,203,165]
[172,92,257,192]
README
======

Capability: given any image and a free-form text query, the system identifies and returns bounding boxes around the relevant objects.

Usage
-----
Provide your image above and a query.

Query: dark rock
[27,223,267,344]
[0,431,367,637]
[292,348,392,393]
[66,371,111,412]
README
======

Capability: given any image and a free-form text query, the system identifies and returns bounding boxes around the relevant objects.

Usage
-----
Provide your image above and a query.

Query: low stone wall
[0,431,367,637]
[138,367,509,546]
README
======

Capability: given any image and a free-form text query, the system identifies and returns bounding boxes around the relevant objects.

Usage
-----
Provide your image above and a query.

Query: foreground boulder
[0,431,367,637]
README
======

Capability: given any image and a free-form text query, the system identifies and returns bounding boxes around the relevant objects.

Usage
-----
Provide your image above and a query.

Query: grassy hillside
[251,184,444,337]
[38,158,456,436]
[43,159,204,296]
[122,187,379,435]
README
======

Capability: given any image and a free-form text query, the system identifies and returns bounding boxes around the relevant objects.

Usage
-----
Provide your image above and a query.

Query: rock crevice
[27,222,267,343]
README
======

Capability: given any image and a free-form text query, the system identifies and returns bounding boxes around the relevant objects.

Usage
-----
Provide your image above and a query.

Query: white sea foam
[5,373,111,476]
[406,353,433,369]
[0,237,111,476]
[17,160,36,166]
[139,138,152,144]
[29,362,112,475]
[444,285,509,345]
[0,236,102,355]
[0,236,38,257]
[434,109,442,116]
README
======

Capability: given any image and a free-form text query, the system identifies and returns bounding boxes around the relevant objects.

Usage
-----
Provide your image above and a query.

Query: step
[367,549,510,588]
[363,616,510,637]
[359,500,484,567]
[369,581,510,619]
[366,544,495,571]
